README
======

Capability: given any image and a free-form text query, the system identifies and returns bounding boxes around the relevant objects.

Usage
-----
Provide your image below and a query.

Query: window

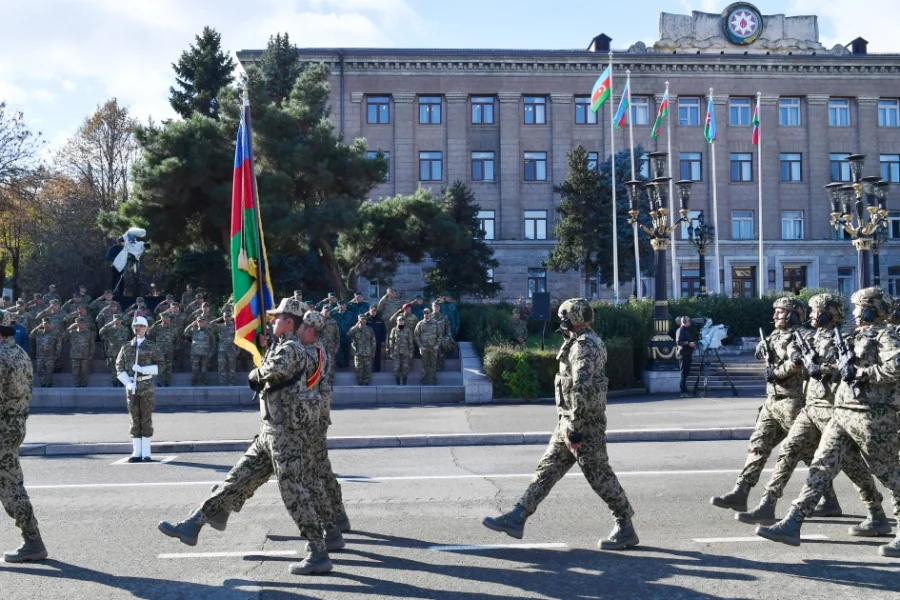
[472,96,495,124]
[575,97,598,124]
[368,280,380,299]
[729,98,751,126]
[829,99,850,127]
[888,266,900,296]
[366,151,390,181]
[678,97,700,126]
[783,266,807,294]
[679,152,702,181]
[486,268,494,283]
[680,210,702,240]
[881,154,900,183]
[879,100,899,128]
[732,267,757,298]
[730,153,753,182]
[779,98,801,126]
[523,96,546,125]
[419,151,442,181]
[889,211,900,239]
[781,211,804,240]
[587,152,599,174]
[524,152,547,181]
[681,268,701,298]
[471,152,495,181]
[418,96,441,124]
[477,210,495,240]
[630,97,650,125]
[732,211,754,239]
[527,268,547,296]
[639,153,650,179]
[366,96,390,124]
[780,153,802,182]
[838,267,855,297]
[832,226,851,241]
[830,153,851,182]
[524,210,548,240]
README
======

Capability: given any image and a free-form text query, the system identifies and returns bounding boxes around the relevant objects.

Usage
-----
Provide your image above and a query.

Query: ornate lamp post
[685,211,715,298]
[824,154,891,289]
[626,151,692,370]
[871,181,892,286]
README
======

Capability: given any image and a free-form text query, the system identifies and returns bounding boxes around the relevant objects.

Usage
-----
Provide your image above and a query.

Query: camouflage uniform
[95,303,122,330]
[308,338,347,529]
[510,315,529,346]
[414,315,442,385]
[116,337,164,438]
[65,319,94,387]
[29,321,58,387]
[432,309,450,371]
[147,317,178,387]
[376,293,404,353]
[320,313,341,387]
[212,316,237,385]
[184,319,214,386]
[99,319,130,386]
[438,299,460,340]
[89,293,114,317]
[390,322,414,383]
[332,307,354,368]
[349,318,375,385]
[35,304,66,371]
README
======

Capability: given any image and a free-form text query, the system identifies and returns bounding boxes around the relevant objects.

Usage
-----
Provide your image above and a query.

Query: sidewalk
[21,392,764,456]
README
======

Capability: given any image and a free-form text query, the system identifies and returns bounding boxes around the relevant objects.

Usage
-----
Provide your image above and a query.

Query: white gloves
[142,365,159,376]
[117,372,134,388]
[133,365,147,375]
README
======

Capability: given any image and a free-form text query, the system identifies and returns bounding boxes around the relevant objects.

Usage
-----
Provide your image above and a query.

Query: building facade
[238,3,900,302]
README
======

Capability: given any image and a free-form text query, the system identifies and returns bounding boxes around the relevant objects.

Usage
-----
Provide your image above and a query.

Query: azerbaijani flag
[751,103,760,145]
[650,90,669,138]
[704,97,718,143]
[612,80,630,129]
[590,66,612,113]
[231,92,275,367]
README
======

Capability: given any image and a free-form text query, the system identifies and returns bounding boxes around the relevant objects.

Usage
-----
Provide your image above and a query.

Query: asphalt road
[2,440,899,599]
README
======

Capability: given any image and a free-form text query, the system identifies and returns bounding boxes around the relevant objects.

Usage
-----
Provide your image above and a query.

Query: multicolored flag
[231,92,275,367]
[650,90,669,138]
[704,97,718,143]
[751,102,760,145]
[613,80,630,129]
[590,66,612,113]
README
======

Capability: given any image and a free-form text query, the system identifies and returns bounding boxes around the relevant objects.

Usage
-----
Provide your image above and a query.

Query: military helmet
[850,287,893,321]
[0,310,12,328]
[558,298,594,328]
[888,295,900,324]
[808,293,845,323]
[772,296,807,322]
[302,310,325,333]
[132,316,149,329]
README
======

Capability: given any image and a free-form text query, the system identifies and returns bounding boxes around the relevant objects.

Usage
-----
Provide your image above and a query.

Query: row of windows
[366,95,900,128]
[366,150,900,184]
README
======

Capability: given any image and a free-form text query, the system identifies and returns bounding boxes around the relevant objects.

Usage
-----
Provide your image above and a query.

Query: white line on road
[158,550,298,559]
[693,535,829,543]
[110,456,177,466]
[429,543,569,552]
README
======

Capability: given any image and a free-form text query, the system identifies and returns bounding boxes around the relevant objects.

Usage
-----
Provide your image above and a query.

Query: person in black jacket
[675,316,696,397]
[365,305,386,373]
[106,237,124,290]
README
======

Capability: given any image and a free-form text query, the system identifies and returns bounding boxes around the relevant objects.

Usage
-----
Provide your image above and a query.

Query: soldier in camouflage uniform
[13,301,34,340]
[415,308,442,385]
[116,316,164,462]
[757,287,900,558]
[390,315,414,385]
[158,299,337,576]
[36,299,66,372]
[483,298,639,550]
[190,301,215,323]
[348,314,375,385]
[510,309,528,347]
[0,310,49,563]
[320,307,341,387]
[736,293,885,529]
[377,289,403,354]
[711,297,808,513]
[123,296,147,321]
[184,292,205,316]
[42,284,59,303]
[212,310,237,385]
[148,311,178,387]
[184,316,214,386]
[89,290,115,317]
[431,302,450,371]
[166,303,186,370]
[65,317,94,387]
[95,301,122,330]
[180,284,195,309]
[26,294,46,319]
[29,318,58,387]
[154,294,177,317]
[99,314,130,386]
[61,287,90,315]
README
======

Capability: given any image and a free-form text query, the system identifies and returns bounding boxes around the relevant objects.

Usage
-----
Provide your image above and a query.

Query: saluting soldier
[431,301,451,371]
[190,301,215,323]
[123,296,148,321]
[29,319,58,387]
[99,313,130,386]
[348,314,375,385]
[115,316,163,462]
[320,307,341,387]
[154,294,177,317]
[147,311,178,387]
[212,310,237,385]
[64,316,94,387]
[89,290,115,317]
[26,294,46,319]
[42,284,60,303]
[390,315,414,385]
[180,284,195,309]
[414,308,442,385]
[376,288,403,353]
[184,316,214,386]
[36,299,66,372]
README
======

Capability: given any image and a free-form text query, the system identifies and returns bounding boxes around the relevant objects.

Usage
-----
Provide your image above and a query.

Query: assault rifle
[833,327,857,399]
[793,329,817,374]
[759,327,775,367]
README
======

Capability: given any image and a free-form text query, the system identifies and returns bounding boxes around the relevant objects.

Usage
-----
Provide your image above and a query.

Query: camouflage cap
[302,310,325,333]
[422,308,432,314]
[851,286,893,320]
[15,300,25,307]
[267,297,305,318]
[161,311,172,319]
[104,289,113,294]
[0,310,12,327]
[113,312,123,320]
[136,296,145,303]
[397,315,406,322]
[327,292,336,298]
[32,293,41,299]
[197,315,208,323]
[166,294,175,300]
[50,298,60,305]
[41,317,51,325]
[558,298,593,327]
[202,302,210,308]
[358,314,367,320]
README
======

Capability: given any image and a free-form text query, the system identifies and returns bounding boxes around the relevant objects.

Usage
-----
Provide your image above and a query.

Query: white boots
[128,437,152,463]
[141,437,152,463]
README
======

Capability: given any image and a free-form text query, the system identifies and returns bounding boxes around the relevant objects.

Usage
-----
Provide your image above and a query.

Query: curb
[20,426,756,457]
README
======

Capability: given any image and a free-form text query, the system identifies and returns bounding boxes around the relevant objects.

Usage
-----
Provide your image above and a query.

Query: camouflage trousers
[198,428,328,552]
[764,404,882,509]
[158,351,174,387]
[393,353,412,380]
[71,358,90,387]
[420,348,438,385]
[354,355,373,385]
[310,395,346,526]
[793,405,900,519]
[106,355,118,385]
[0,432,41,542]
[127,384,155,438]
[218,349,237,386]
[737,396,803,487]
[36,357,53,386]
[519,420,634,521]
[191,354,209,386]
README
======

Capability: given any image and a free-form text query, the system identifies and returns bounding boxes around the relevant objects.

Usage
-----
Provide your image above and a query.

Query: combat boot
[396,377,401,385]
[208,510,230,532]
[879,532,900,557]
[755,506,805,546]
[598,518,639,550]
[850,505,892,537]
[735,492,777,525]
[3,538,48,563]
[402,376,407,385]
[289,550,333,575]
[711,479,751,512]
[482,504,530,539]
[334,513,352,533]
[158,510,206,546]
[811,487,842,517]
[307,527,345,553]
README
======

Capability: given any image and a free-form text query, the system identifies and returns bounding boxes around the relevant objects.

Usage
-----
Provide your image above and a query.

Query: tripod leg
[692,350,704,397]
[702,350,710,398]
[715,350,739,397]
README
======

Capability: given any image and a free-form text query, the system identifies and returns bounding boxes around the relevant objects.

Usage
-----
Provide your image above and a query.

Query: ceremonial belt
[136,375,154,382]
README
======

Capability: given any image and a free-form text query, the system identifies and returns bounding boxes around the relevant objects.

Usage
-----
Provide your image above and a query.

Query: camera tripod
[113,255,151,297]
[692,346,739,398]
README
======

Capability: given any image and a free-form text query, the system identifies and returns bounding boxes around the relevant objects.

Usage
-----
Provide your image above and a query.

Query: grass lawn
[525,329,564,350]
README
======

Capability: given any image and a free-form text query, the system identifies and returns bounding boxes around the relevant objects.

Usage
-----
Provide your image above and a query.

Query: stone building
[237,3,900,302]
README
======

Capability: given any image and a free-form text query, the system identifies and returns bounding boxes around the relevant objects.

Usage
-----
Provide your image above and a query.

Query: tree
[255,32,301,106]
[0,102,42,191]
[170,26,236,120]
[424,180,500,299]
[547,145,653,293]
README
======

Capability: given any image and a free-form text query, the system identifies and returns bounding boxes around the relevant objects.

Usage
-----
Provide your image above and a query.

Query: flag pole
[665,81,676,298]
[609,52,620,304]
[709,88,721,295]
[756,91,764,298]
[242,87,269,348]
[626,70,641,300]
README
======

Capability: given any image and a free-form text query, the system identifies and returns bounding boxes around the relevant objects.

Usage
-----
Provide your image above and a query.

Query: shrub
[457,304,515,354]
[502,353,542,399]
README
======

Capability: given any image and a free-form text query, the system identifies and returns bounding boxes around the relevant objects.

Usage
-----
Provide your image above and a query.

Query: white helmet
[132,316,149,329]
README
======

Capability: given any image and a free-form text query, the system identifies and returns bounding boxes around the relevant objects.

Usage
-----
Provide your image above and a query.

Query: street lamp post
[686,212,716,298]
[824,154,891,290]
[626,151,693,370]
[872,181,891,286]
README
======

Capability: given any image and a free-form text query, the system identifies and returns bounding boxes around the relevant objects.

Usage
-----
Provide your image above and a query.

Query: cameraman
[675,316,696,398]
[107,237,124,290]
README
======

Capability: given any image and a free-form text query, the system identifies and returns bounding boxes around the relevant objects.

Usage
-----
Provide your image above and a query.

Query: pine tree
[169,26,236,119]
[256,32,301,105]
[424,180,500,299]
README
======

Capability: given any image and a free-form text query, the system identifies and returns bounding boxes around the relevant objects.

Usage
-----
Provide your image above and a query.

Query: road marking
[110,456,177,466]
[158,550,297,559]
[693,534,829,543]
[429,543,568,552]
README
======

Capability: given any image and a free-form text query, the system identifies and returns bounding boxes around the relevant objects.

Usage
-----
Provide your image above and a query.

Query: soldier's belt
[135,374,154,382]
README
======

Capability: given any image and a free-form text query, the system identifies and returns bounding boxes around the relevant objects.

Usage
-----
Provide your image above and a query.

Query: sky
[2,0,894,157]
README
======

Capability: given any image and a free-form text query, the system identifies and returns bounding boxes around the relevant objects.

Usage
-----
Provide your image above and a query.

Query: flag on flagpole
[590,66,612,113]
[704,97,718,143]
[613,80,630,129]
[650,90,669,138]
[231,95,275,367]
[751,103,760,145]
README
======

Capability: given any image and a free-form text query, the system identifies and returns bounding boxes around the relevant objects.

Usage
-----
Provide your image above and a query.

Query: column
[445,93,469,185]
[393,92,416,195]
[550,94,573,232]
[498,92,521,241]
[806,94,830,242]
